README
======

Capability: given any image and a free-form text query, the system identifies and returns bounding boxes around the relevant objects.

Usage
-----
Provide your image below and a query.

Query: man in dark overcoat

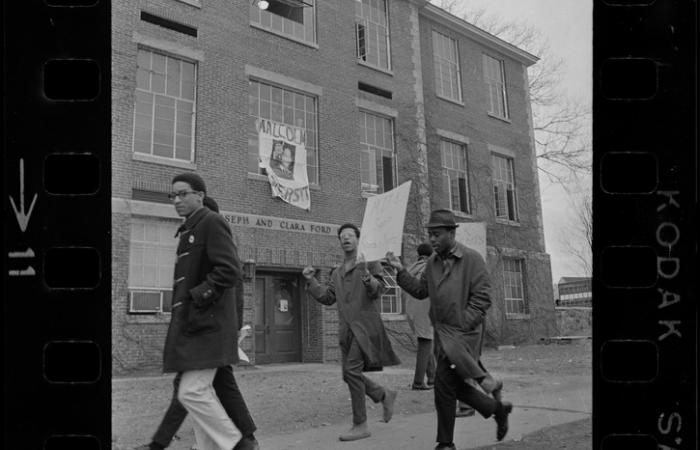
[386,209,513,450]
[163,172,244,450]
[303,223,400,442]
[136,196,258,450]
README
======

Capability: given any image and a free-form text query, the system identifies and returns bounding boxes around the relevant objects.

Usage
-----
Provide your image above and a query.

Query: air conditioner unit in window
[129,290,163,313]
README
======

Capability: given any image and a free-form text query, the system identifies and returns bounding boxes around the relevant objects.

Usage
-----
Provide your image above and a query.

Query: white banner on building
[455,221,487,261]
[257,119,310,210]
[357,181,412,262]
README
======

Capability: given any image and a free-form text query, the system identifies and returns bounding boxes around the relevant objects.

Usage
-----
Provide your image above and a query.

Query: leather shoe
[233,436,260,450]
[411,382,432,390]
[494,401,513,441]
[382,389,397,422]
[339,422,371,441]
[435,443,456,450]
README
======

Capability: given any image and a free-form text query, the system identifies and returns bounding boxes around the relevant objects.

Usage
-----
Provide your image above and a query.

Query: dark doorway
[254,272,302,364]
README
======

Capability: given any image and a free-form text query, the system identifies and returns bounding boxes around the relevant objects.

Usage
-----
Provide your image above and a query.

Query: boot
[494,401,513,441]
[339,422,371,441]
[382,389,397,422]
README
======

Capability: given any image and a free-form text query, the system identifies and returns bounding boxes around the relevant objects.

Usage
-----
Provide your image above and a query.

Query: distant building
[557,277,592,307]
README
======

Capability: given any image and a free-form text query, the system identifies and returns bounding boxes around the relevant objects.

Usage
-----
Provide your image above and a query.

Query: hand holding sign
[384,251,404,271]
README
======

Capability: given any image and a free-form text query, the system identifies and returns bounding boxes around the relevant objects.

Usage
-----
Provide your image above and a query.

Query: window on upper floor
[248,79,319,184]
[128,218,180,314]
[355,0,391,71]
[483,54,509,119]
[133,48,197,162]
[250,0,316,45]
[503,258,528,316]
[440,139,470,214]
[359,110,396,195]
[433,31,462,103]
[492,153,518,222]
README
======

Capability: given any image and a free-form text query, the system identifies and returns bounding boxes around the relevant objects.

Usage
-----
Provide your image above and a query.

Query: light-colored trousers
[178,368,241,450]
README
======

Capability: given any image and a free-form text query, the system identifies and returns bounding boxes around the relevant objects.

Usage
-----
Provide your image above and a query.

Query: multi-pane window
[441,140,470,214]
[355,0,391,71]
[484,54,509,118]
[359,111,395,194]
[380,267,401,314]
[133,48,196,161]
[433,31,462,102]
[503,258,528,315]
[492,154,518,221]
[250,0,316,44]
[128,219,179,314]
[248,80,318,184]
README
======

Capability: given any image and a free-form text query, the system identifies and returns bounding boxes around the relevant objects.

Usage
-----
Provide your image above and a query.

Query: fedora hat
[425,209,458,229]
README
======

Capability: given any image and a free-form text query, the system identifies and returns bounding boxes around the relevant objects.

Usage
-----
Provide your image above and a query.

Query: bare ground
[112,341,591,449]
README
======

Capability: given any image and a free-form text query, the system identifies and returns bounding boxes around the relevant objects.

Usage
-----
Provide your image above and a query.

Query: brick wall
[111,0,554,373]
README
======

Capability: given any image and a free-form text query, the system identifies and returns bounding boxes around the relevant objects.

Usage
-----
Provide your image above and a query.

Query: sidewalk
[257,373,590,450]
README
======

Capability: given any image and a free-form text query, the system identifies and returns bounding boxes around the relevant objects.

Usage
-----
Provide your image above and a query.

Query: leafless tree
[561,192,592,276]
[430,1,592,186]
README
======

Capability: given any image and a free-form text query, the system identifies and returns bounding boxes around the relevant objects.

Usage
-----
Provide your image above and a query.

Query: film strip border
[3,1,110,448]
[594,1,696,449]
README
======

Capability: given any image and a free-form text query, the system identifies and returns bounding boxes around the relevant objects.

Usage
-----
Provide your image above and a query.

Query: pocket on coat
[184,304,220,336]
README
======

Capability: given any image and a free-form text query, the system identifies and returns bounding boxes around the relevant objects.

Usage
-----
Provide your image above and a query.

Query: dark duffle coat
[397,242,491,380]
[163,206,243,373]
[307,261,400,371]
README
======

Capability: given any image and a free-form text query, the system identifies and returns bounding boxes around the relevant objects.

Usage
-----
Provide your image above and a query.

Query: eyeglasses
[168,190,199,200]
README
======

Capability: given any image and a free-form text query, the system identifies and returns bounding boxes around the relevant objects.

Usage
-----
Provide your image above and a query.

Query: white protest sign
[454,222,487,261]
[357,181,412,261]
[257,119,311,210]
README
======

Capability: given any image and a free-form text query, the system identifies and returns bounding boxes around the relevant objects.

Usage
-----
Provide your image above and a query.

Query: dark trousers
[414,337,436,385]
[152,365,256,448]
[434,355,497,444]
[340,334,386,425]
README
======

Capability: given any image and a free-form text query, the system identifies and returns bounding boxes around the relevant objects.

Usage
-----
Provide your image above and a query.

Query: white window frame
[355,0,391,71]
[491,153,519,222]
[503,258,528,317]
[128,218,180,315]
[483,54,509,119]
[132,47,197,163]
[358,110,396,195]
[380,267,401,315]
[250,0,317,46]
[247,78,319,184]
[440,139,470,214]
[433,31,462,103]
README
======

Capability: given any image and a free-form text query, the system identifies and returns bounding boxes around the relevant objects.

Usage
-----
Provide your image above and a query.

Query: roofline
[420,3,539,67]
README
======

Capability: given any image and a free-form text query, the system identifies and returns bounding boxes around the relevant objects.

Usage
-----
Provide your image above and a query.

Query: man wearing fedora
[385,209,512,449]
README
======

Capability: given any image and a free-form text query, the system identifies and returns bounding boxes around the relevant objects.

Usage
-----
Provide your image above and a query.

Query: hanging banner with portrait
[257,119,311,210]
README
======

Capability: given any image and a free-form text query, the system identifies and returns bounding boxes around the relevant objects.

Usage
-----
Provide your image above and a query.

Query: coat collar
[176,206,209,237]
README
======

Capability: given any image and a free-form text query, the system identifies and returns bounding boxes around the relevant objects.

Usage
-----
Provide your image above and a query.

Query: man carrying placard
[303,223,400,442]
[385,209,512,450]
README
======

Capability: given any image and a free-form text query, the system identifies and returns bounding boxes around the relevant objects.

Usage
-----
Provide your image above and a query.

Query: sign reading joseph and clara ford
[257,118,311,210]
[221,211,337,236]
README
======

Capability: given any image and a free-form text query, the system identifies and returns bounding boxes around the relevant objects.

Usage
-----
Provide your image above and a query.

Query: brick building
[111,0,555,374]
[556,277,592,307]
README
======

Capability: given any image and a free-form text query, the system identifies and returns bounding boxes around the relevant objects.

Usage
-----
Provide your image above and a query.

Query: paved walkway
[257,372,591,450]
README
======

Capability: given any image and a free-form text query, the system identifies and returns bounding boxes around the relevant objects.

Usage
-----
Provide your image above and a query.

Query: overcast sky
[444,0,593,282]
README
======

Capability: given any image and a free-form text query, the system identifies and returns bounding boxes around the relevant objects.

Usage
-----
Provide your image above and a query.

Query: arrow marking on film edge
[9,159,37,232]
